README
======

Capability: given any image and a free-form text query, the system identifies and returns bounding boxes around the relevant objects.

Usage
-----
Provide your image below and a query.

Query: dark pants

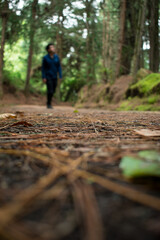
[46,78,57,105]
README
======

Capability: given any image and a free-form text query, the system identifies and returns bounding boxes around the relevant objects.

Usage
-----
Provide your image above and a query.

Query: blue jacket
[42,54,62,80]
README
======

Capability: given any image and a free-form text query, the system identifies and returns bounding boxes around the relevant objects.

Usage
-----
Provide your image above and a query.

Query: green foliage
[1,0,102,100]
[60,76,85,102]
[29,78,46,95]
[117,100,133,111]
[3,70,24,90]
[4,39,28,81]
[97,65,113,83]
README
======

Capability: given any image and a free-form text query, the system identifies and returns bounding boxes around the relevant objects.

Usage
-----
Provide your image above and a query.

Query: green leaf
[73,109,79,113]
[120,155,160,178]
[138,150,160,162]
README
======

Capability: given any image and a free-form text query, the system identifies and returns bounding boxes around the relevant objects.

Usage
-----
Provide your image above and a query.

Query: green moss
[147,95,160,104]
[135,68,150,82]
[117,95,160,111]
[127,96,132,100]
[131,73,160,95]
[117,100,133,111]
[135,104,160,111]
[135,105,152,111]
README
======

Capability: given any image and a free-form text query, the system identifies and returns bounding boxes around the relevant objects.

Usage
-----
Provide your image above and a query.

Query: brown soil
[109,75,133,103]
[0,104,160,240]
[1,91,46,106]
[76,75,133,109]
[0,91,71,107]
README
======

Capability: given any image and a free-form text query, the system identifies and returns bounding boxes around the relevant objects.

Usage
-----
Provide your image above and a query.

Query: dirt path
[0,105,160,240]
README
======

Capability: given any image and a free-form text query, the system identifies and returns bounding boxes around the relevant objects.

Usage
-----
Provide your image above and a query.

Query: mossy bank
[76,70,160,111]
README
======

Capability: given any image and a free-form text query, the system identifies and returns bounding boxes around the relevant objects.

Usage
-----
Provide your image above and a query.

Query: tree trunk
[121,0,139,75]
[86,0,91,82]
[0,1,9,98]
[56,20,63,60]
[130,0,147,78]
[115,0,126,78]
[102,0,110,82]
[85,0,95,83]
[140,40,144,69]
[25,0,38,96]
[56,12,64,102]
[148,0,159,72]
[56,29,62,102]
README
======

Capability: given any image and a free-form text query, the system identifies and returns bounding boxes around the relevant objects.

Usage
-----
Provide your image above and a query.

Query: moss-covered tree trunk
[130,0,147,78]
[25,0,38,96]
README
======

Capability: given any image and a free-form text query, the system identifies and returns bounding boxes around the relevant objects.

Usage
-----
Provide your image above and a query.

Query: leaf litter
[0,107,160,240]
[0,113,17,119]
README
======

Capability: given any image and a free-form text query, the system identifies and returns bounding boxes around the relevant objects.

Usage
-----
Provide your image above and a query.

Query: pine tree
[25,0,38,96]
[0,0,9,97]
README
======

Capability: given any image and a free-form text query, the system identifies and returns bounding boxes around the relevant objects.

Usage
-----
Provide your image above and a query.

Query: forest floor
[0,104,160,240]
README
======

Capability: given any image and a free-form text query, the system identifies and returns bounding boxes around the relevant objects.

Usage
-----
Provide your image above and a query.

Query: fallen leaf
[10,121,33,127]
[135,129,160,137]
[0,113,17,120]
[120,154,160,178]
[138,150,160,162]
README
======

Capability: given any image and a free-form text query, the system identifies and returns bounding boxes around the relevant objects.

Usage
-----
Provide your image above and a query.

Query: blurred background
[0,0,159,108]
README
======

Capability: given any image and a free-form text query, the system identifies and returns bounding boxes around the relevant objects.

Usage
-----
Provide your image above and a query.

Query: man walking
[42,43,62,109]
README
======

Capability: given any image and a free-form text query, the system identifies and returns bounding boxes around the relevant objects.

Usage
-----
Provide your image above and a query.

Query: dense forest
[0,0,159,103]
[0,2,160,239]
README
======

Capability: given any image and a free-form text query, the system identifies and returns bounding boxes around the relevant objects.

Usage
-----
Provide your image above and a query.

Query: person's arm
[42,57,47,83]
